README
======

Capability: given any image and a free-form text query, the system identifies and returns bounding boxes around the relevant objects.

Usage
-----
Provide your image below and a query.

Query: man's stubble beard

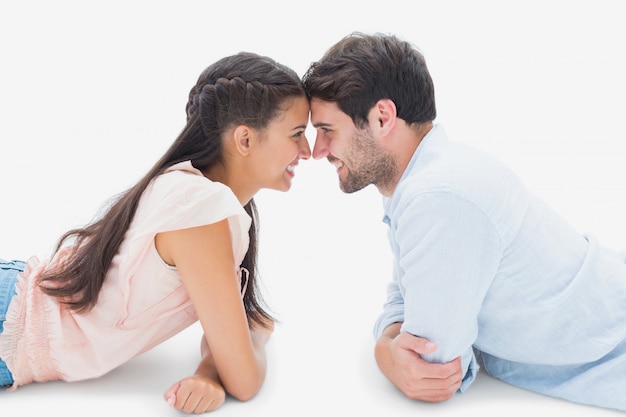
[339,128,397,194]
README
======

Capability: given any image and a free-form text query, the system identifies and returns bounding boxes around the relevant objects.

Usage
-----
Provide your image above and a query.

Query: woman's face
[252,96,311,192]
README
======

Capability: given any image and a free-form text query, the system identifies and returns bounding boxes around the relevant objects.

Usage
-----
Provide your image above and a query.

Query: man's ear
[371,98,397,136]
[233,125,252,156]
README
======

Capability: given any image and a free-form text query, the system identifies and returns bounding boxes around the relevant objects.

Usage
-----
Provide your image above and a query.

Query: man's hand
[375,323,463,402]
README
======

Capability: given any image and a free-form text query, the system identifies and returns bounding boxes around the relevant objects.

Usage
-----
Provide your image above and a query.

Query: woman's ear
[233,125,252,156]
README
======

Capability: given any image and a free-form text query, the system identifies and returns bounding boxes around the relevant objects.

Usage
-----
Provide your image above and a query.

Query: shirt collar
[382,123,446,224]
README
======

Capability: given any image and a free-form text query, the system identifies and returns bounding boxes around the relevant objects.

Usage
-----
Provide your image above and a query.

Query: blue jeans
[0,259,24,388]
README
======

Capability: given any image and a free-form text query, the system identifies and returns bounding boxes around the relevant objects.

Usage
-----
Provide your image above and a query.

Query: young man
[302,32,626,411]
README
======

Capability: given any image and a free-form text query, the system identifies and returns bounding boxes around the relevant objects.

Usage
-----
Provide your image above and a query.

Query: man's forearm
[375,322,402,374]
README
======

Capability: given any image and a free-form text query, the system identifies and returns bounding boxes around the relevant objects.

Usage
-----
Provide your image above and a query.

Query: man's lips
[328,157,344,171]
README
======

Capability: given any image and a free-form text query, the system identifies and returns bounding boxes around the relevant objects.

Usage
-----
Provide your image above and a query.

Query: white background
[1,0,625,415]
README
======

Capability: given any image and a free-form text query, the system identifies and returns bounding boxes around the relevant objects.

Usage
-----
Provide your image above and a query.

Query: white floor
[2,1,626,415]
[2,322,624,416]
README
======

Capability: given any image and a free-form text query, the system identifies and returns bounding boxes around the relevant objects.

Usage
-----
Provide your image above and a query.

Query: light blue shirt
[374,124,626,411]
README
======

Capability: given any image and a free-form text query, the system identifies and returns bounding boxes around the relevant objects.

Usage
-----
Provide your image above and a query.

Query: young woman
[0,51,311,414]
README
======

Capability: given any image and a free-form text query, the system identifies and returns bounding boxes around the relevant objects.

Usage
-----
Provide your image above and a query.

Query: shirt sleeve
[140,169,248,230]
[133,168,251,265]
[373,259,405,338]
[383,191,503,391]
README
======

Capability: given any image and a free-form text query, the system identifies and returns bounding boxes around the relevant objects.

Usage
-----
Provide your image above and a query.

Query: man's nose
[312,133,329,160]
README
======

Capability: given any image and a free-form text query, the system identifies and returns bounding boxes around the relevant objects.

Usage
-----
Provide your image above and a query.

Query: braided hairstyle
[40,52,306,327]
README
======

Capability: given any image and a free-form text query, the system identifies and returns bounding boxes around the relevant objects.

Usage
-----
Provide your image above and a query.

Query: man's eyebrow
[312,122,332,128]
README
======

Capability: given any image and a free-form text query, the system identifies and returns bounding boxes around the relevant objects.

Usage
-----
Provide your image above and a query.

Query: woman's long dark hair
[39,52,306,327]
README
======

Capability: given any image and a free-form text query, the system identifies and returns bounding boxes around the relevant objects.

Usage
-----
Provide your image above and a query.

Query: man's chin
[339,181,366,194]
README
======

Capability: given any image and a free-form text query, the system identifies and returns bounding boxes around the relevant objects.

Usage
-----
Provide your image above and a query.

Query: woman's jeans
[0,259,25,387]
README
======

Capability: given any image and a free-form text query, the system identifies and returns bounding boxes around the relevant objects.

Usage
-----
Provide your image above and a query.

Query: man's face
[310,98,396,193]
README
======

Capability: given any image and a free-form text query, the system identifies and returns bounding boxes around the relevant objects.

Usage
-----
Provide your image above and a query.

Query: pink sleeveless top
[0,161,250,388]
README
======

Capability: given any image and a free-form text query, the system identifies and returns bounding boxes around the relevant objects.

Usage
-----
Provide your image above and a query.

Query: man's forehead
[310,98,338,110]
[310,99,343,123]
